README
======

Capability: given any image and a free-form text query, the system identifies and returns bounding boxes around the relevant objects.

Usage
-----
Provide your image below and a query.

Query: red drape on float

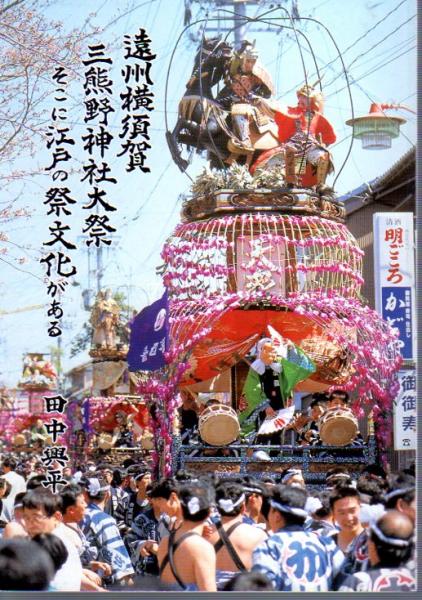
[96,401,149,432]
[176,309,329,387]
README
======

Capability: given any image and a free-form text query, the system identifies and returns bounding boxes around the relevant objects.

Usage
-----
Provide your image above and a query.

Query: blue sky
[0,0,416,387]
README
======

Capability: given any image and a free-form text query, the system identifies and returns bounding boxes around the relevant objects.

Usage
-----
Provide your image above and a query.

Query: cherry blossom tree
[0,0,98,265]
[0,0,96,164]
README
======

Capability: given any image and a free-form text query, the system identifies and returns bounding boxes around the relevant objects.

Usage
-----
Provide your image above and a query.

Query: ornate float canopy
[158,198,402,454]
[139,17,406,476]
[163,211,362,302]
[18,352,57,391]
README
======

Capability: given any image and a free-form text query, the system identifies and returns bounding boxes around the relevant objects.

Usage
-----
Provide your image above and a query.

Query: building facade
[342,147,416,471]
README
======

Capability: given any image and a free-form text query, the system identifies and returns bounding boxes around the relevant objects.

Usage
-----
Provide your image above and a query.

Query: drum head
[98,433,113,450]
[199,405,240,446]
[142,433,154,450]
[319,413,357,446]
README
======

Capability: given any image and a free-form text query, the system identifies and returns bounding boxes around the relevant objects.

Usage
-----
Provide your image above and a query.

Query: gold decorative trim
[89,348,128,360]
[184,462,241,473]
[181,189,345,223]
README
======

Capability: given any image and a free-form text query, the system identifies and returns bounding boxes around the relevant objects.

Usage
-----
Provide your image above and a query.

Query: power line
[345,34,415,73]
[329,44,416,151]
[101,0,161,32]
[148,0,163,31]
[323,0,409,71]
[283,11,416,122]
[325,13,416,88]
[327,44,416,98]
[0,255,44,281]
[127,160,173,224]
[274,23,415,151]
[398,91,416,103]
[281,1,415,96]
[139,192,183,267]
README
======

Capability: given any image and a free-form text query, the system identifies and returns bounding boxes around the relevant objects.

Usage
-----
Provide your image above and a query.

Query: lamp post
[346,103,415,150]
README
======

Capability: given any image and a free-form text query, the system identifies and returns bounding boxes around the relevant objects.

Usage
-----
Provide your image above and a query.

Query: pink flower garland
[137,214,403,472]
[163,213,363,300]
[136,361,190,476]
[138,287,401,473]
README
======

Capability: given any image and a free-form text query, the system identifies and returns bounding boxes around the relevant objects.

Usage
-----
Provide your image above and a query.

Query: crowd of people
[0,451,416,592]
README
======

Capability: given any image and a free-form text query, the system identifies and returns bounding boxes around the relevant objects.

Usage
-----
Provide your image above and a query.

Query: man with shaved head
[337,510,415,591]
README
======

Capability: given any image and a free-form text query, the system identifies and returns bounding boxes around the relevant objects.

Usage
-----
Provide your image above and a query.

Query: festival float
[67,290,154,467]
[130,14,402,483]
[0,353,58,452]
[17,352,57,394]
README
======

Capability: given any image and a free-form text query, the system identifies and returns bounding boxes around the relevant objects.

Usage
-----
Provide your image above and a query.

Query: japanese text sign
[373,213,415,360]
[236,236,286,296]
[394,369,416,450]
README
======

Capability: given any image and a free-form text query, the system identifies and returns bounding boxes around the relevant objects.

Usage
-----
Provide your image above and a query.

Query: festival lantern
[345,103,414,150]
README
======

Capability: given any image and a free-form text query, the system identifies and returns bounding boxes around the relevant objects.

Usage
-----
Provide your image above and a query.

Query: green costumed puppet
[238,328,315,442]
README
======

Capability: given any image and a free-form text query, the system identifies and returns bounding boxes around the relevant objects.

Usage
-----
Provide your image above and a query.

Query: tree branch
[0,0,27,17]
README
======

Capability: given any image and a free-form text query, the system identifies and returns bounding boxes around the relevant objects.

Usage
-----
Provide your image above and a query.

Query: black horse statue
[166,37,233,171]
[167,38,283,172]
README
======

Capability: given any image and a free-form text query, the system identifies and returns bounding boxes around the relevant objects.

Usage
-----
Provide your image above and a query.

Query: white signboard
[394,369,416,450]
[373,213,416,360]
[236,235,286,296]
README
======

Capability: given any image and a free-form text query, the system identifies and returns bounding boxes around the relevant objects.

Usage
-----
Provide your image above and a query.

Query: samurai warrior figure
[90,289,120,350]
[275,83,336,192]
[216,41,278,158]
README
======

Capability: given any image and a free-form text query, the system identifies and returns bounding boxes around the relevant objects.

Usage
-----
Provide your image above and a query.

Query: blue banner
[127,290,169,371]
[381,286,413,360]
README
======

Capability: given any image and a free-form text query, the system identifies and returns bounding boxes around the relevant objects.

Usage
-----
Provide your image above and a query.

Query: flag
[267,324,316,399]
[127,290,169,371]
[279,343,316,400]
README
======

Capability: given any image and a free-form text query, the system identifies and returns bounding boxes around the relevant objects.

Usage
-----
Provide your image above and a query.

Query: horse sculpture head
[200,36,233,59]
[192,37,233,73]
[186,37,233,95]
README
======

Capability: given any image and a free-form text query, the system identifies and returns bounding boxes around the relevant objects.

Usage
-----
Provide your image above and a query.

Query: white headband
[87,478,110,496]
[281,469,302,484]
[305,496,323,514]
[326,473,350,482]
[270,499,308,518]
[359,503,386,525]
[384,487,414,503]
[370,521,412,548]
[187,496,201,515]
[244,485,263,495]
[134,472,149,482]
[218,494,245,513]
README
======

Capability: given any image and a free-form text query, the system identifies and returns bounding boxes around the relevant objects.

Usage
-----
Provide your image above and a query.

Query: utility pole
[80,235,120,311]
[56,334,63,392]
[96,244,103,293]
[186,0,296,48]
[232,0,247,49]
[81,242,103,310]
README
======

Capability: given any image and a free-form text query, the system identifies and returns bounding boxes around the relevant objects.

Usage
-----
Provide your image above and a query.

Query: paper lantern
[346,103,408,150]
